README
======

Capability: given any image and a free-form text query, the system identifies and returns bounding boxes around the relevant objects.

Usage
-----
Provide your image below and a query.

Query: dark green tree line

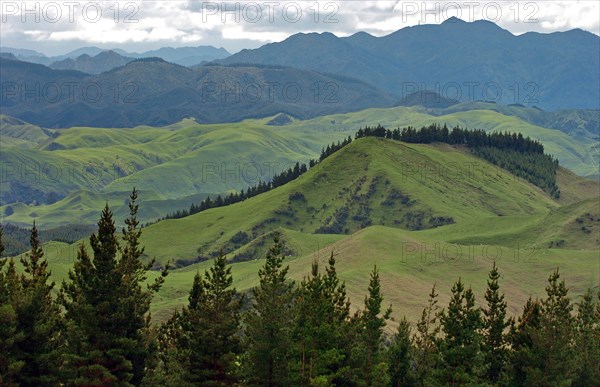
[1,199,598,385]
[356,123,560,197]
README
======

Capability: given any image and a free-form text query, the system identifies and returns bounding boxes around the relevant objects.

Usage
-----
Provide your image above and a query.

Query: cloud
[0,0,598,56]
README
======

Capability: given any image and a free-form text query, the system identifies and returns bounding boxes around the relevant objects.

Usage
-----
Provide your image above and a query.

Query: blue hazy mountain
[219,18,600,110]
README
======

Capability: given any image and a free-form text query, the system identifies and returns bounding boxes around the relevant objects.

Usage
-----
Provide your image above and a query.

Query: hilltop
[1,103,597,229]
[20,136,598,323]
[49,51,134,74]
[135,136,597,265]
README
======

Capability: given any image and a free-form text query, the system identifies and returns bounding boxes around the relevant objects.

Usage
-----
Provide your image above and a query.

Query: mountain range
[0,45,230,67]
[217,17,600,110]
[1,19,598,130]
[48,51,135,74]
[0,57,396,128]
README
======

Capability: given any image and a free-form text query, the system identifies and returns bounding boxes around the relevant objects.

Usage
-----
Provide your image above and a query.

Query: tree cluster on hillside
[0,223,97,257]
[162,162,310,221]
[0,189,169,385]
[158,124,560,226]
[159,136,352,223]
[317,136,353,163]
[356,124,560,197]
[1,195,598,385]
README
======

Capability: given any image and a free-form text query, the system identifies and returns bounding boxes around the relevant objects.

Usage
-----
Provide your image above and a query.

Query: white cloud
[0,0,597,55]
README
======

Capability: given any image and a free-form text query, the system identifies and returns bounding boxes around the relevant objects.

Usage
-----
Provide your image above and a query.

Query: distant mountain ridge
[49,51,134,74]
[0,57,396,128]
[0,45,230,67]
[217,17,600,110]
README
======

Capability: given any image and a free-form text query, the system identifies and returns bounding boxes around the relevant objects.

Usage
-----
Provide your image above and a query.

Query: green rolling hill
[137,138,560,264]
[1,103,597,229]
[10,136,598,323]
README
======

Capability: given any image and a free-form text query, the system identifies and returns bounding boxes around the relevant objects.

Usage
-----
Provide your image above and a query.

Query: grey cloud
[0,0,597,57]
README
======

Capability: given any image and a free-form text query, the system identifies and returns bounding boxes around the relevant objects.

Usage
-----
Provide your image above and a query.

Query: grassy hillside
[1,105,596,229]
[138,226,596,323]
[0,115,54,147]
[296,106,598,178]
[26,223,599,325]
[138,138,559,264]
[10,137,596,324]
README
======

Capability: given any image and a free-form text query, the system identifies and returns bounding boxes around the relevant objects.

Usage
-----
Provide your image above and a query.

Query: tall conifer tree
[60,191,167,384]
[482,263,508,382]
[243,236,295,386]
[437,279,483,385]
[413,284,441,383]
[183,252,242,384]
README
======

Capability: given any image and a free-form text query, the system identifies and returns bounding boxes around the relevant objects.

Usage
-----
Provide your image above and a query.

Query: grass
[136,138,559,264]
[31,225,599,325]
[11,137,597,325]
[2,104,597,227]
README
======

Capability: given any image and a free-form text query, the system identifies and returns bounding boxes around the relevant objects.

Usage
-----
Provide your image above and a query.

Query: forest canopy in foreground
[1,189,598,386]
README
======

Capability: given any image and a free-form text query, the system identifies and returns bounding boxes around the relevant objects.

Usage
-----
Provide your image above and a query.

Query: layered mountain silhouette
[2,18,598,128]
[0,57,396,128]
[218,17,600,110]
[49,51,134,74]
[0,45,230,67]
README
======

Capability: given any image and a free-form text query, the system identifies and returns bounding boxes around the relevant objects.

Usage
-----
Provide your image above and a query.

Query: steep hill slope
[138,138,559,264]
[14,138,597,324]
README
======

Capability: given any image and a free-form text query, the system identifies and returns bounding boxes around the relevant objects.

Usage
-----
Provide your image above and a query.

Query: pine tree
[293,260,325,384]
[388,317,416,386]
[292,253,352,384]
[0,223,62,384]
[573,289,600,386]
[119,188,168,385]
[243,236,295,386]
[0,226,25,384]
[413,284,440,383]
[183,252,242,384]
[322,251,353,379]
[59,205,132,384]
[60,193,167,385]
[436,279,483,385]
[532,268,576,385]
[482,262,508,382]
[354,265,392,385]
[8,222,62,385]
[507,297,542,386]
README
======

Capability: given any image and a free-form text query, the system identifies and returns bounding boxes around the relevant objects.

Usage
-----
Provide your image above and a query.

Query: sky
[1,0,599,56]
